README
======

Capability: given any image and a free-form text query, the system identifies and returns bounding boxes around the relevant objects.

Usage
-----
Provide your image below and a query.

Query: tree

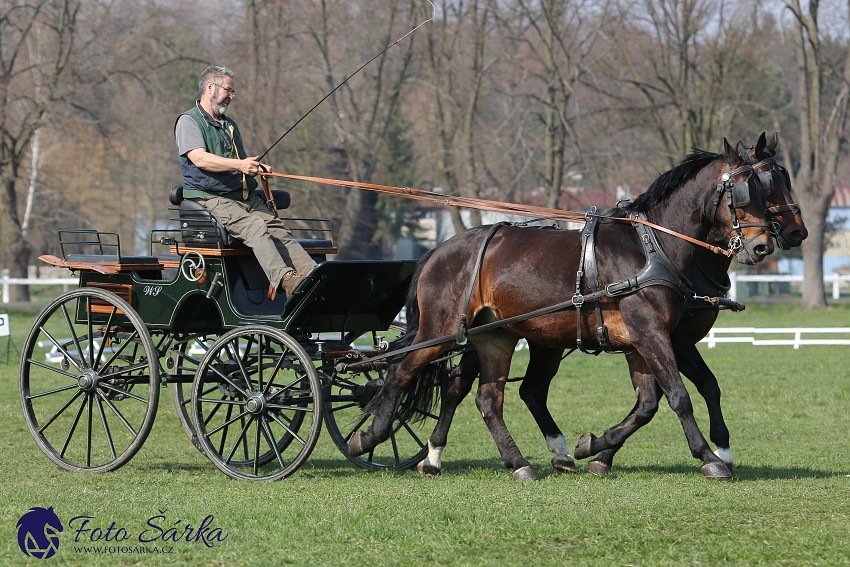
[507,0,610,209]
[597,0,771,172]
[784,0,850,308]
[1,0,79,300]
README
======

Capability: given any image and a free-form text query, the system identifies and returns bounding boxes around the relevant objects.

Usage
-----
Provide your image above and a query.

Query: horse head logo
[16,506,63,559]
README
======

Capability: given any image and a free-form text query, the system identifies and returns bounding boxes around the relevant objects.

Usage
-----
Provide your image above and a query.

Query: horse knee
[475,384,503,420]
[665,389,694,416]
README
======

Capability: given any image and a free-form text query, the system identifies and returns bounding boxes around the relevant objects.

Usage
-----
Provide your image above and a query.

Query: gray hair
[198,65,234,95]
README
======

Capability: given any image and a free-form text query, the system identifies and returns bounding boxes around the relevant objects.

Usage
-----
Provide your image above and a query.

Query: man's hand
[240,156,262,176]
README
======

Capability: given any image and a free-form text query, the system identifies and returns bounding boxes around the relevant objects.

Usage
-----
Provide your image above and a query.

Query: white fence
[1,276,77,303]
[700,327,850,348]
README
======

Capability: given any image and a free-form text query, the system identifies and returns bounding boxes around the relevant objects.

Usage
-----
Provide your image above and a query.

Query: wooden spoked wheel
[190,326,322,480]
[322,325,438,471]
[20,288,160,472]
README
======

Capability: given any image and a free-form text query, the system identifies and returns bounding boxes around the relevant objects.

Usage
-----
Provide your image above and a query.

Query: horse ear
[735,140,748,159]
[767,132,779,154]
[755,132,767,157]
[723,138,742,166]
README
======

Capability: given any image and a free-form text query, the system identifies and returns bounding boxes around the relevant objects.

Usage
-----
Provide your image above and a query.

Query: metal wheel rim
[322,325,436,471]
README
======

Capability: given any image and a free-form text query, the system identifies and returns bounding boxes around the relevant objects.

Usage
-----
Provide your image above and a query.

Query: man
[175,65,315,301]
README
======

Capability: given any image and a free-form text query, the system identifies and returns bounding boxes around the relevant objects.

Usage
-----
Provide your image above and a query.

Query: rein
[259,171,736,258]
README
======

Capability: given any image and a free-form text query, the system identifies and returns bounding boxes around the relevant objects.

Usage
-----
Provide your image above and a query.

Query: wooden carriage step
[39,254,164,274]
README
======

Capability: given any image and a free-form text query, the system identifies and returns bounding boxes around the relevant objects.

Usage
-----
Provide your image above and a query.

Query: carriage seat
[168,186,335,255]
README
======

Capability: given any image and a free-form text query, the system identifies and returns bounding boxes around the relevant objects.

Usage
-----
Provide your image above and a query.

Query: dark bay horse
[349,139,774,479]
[573,132,807,475]
[415,133,806,480]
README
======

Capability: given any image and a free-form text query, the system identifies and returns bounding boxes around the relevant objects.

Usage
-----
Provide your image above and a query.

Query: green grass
[1,305,849,566]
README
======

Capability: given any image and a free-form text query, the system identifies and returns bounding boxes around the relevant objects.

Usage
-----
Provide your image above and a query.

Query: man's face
[207,76,235,117]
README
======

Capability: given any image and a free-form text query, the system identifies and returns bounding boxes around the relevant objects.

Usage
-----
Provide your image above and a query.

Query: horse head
[706,138,774,265]
[738,132,808,250]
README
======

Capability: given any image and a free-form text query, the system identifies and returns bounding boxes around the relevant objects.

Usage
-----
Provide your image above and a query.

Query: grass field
[1,303,849,566]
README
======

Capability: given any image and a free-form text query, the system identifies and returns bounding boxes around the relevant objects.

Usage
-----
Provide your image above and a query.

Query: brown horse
[350,139,774,479]
[574,132,806,474]
[417,133,805,479]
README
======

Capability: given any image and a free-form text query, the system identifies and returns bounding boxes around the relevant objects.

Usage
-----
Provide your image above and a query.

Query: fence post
[833,276,840,300]
[728,271,737,301]
[1,269,8,304]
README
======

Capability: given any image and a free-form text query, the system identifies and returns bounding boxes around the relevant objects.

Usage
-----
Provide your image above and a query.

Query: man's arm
[176,114,262,176]
[185,148,262,176]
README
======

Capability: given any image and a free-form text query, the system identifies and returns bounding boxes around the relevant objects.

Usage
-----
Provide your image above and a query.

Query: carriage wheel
[191,326,322,480]
[323,325,438,471]
[20,288,160,473]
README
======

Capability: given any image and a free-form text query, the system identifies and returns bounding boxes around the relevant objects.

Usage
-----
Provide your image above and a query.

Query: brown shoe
[280,270,302,295]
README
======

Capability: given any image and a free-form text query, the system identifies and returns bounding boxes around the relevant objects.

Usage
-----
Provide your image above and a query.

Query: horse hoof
[511,466,540,481]
[551,456,577,473]
[348,432,366,456]
[701,461,733,479]
[587,460,612,476]
[417,460,441,477]
[574,433,597,459]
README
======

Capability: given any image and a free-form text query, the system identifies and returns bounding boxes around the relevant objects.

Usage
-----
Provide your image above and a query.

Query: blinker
[731,181,750,208]
[757,170,775,195]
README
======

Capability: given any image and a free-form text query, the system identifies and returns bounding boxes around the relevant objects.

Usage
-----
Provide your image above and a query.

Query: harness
[572,211,693,353]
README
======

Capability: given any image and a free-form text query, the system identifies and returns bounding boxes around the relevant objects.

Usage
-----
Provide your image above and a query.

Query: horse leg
[417,351,477,476]
[518,344,576,473]
[574,352,661,475]
[631,332,731,479]
[473,335,538,480]
[673,335,734,473]
[349,347,443,456]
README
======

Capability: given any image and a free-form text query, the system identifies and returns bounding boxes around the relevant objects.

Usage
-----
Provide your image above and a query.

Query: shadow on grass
[566,461,841,481]
[133,455,841,482]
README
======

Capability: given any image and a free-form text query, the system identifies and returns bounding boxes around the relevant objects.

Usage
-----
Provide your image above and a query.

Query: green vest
[178,103,257,199]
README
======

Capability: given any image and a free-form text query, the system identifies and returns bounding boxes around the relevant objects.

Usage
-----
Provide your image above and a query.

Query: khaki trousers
[199,193,317,287]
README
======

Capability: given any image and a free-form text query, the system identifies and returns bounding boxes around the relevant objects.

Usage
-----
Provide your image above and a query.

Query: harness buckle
[571,293,585,307]
[728,235,743,252]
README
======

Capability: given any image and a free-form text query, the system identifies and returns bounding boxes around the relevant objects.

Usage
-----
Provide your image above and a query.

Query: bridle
[751,155,803,250]
[708,163,770,254]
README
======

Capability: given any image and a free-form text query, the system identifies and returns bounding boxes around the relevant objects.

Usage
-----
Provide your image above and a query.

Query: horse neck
[643,168,719,272]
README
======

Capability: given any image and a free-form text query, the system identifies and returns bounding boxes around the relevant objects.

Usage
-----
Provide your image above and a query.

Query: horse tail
[365,247,443,423]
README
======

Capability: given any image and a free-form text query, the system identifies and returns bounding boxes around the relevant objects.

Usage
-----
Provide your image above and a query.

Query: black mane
[625,149,721,213]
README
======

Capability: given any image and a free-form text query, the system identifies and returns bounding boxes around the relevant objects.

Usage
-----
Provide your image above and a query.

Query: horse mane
[624,149,721,213]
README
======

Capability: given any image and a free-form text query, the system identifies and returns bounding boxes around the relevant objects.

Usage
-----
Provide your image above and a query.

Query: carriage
[20,134,807,481]
[19,186,438,481]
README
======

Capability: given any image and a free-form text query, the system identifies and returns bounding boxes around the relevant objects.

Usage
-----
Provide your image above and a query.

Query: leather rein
[260,171,742,258]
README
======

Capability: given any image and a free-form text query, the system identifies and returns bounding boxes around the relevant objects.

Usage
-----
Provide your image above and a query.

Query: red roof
[833,187,850,207]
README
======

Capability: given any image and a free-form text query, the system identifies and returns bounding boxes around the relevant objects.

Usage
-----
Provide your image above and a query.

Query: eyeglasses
[212,83,236,96]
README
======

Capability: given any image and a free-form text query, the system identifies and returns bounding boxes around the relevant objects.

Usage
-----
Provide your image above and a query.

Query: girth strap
[574,214,610,353]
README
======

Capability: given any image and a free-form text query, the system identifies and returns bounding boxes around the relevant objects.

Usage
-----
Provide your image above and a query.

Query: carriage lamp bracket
[205,272,224,299]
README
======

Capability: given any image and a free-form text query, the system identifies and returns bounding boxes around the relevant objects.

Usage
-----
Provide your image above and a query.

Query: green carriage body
[20,207,434,481]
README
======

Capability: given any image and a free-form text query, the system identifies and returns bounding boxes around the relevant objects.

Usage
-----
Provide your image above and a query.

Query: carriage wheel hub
[246,393,267,415]
[77,370,99,391]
